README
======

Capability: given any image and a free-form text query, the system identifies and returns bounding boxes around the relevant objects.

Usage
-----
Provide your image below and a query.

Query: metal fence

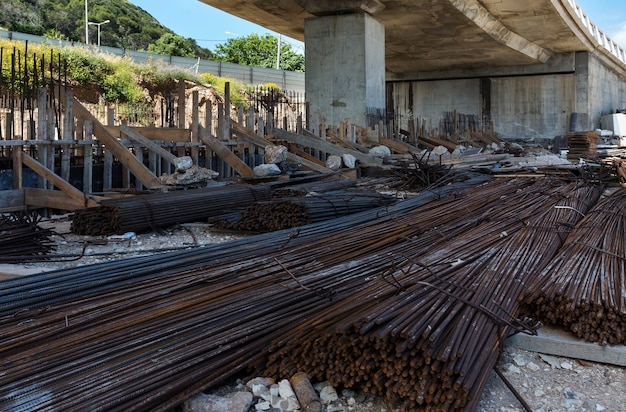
[0,29,305,92]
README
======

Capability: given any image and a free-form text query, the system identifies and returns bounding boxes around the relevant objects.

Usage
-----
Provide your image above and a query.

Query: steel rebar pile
[215,190,396,232]
[261,182,600,411]
[0,212,56,260]
[70,184,271,235]
[521,188,626,345]
[0,175,600,412]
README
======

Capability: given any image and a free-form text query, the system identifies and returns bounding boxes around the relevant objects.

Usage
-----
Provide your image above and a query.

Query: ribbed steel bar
[70,184,272,235]
[262,182,601,411]
[3,175,600,412]
[522,188,626,345]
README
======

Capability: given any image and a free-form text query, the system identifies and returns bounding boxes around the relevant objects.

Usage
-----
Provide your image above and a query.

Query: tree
[214,33,304,72]
[148,33,196,58]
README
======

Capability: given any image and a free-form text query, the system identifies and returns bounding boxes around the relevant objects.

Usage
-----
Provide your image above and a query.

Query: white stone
[269,384,280,397]
[527,362,540,372]
[278,379,296,399]
[325,155,343,170]
[561,361,573,370]
[184,391,253,412]
[254,163,282,177]
[175,155,193,171]
[319,385,339,404]
[255,400,271,411]
[265,145,288,164]
[342,153,357,168]
[368,145,391,157]
[503,363,521,374]
[251,384,270,401]
[246,377,274,389]
[512,354,527,367]
[432,145,448,156]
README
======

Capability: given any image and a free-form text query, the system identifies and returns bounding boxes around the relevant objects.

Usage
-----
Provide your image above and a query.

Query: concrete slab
[507,326,626,367]
[0,264,52,280]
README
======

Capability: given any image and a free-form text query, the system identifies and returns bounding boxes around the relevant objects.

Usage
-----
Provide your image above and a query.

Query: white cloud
[610,22,626,50]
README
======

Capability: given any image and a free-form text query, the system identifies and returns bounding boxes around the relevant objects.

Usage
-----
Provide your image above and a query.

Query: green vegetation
[199,73,247,107]
[1,0,305,71]
[0,38,248,111]
[214,33,304,72]
[0,0,212,59]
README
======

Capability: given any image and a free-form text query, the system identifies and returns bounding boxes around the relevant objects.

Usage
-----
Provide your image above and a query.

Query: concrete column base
[304,12,385,129]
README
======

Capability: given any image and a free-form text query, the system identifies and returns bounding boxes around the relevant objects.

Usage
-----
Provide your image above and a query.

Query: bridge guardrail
[0,29,305,92]
[567,0,626,65]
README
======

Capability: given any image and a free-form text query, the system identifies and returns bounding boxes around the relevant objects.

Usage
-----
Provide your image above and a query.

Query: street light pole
[276,34,281,70]
[88,20,110,49]
[85,0,89,44]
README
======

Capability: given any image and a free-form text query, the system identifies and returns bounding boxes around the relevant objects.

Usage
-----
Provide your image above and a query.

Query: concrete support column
[304,12,385,129]
[573,51,591,132]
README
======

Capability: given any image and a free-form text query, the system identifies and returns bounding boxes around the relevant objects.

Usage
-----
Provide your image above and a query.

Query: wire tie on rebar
[553,205,586,217]
[573,241,626,260]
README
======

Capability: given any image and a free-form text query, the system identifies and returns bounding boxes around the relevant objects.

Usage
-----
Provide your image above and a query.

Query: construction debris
[566,131,600,161]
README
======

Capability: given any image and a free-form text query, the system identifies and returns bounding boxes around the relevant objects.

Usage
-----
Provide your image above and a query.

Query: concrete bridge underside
[200,0,626,141]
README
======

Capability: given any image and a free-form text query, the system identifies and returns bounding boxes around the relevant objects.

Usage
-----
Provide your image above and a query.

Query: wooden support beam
[379,137,424,155]
[0,189,25,212]
[287,144,327,167]
[230,122,333,174]
[197,125,256,178]
[272,128,382,166]
[68,93,161,189]
[507,326,626,367]
[12,148,22,189]
[21,152,100,208]
[24,188,96,211]
[119,125,179,170]
[104,126,191,142]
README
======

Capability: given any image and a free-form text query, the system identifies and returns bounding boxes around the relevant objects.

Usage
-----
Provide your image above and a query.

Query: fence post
[191,90,199,164]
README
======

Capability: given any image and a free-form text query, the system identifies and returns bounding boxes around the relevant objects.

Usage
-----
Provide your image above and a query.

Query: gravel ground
[4,215,625,412]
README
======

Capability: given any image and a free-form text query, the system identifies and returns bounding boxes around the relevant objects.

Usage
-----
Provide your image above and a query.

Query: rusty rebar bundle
[522,188,626,346]
[70,184,271,235]
[0,212,56,260]
[215,190,396,232]
[262,182,601,411]
[0,175,602,412]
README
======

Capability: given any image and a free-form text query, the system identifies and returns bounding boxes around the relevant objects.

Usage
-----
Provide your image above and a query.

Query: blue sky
[127,0,304,53]
[127,0,626,52]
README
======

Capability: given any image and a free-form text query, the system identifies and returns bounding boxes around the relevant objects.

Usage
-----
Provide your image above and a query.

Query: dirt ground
[4,215,626,412]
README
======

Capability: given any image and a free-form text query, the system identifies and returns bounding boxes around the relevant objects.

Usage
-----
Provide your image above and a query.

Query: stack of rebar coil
[215,190,396,232]
[0,176,605,412]
[70,184,271,235]
[0,213,56,261]
[522,188,626,346]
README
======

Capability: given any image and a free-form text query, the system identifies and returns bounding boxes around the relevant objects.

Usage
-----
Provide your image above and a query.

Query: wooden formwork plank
[21,152,99,208]
[272,128,382,166]
[507,326,626,367]
[230,122,333,174]
[197,125,256,178]
[68,94,161,189]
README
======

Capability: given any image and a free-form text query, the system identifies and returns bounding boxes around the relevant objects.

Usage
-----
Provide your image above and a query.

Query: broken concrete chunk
[265,145,288,164]
[325,155,343,170]
[254,163,282,177]
[368,145,391,157]
[342,154,357,168]
[175,155,193,171]
[183,391,253,412]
